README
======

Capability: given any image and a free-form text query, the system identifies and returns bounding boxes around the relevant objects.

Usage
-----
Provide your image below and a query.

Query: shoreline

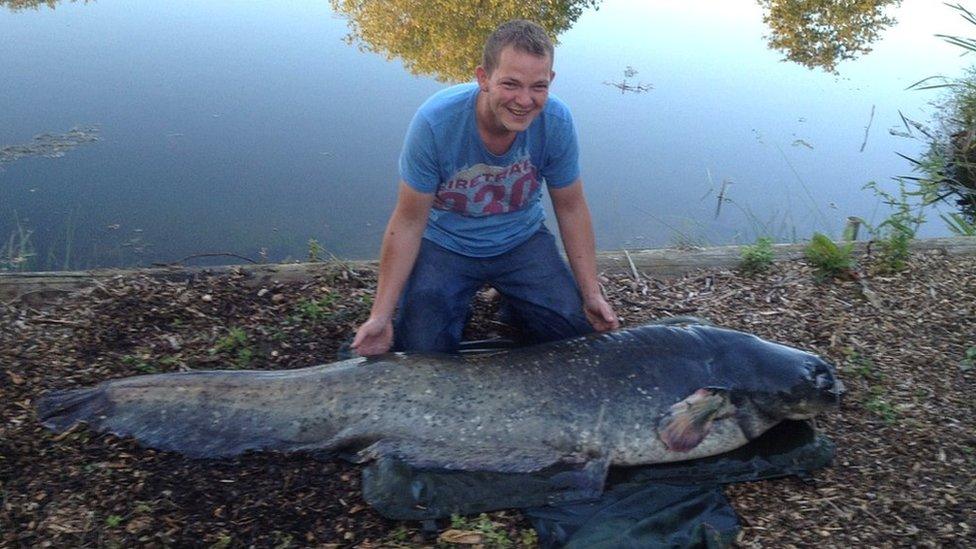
[2,236,974,303]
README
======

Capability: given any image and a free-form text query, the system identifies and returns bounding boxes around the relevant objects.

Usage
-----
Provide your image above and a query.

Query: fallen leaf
[439,529,484,545]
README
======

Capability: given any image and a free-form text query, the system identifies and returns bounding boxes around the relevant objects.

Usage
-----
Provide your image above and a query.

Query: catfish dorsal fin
[658,387,736,452]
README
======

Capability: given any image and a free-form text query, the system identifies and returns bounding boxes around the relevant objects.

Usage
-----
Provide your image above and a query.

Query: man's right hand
[351,317,394,357]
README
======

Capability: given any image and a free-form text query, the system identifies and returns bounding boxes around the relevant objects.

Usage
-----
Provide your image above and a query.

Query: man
[352,19,618,356]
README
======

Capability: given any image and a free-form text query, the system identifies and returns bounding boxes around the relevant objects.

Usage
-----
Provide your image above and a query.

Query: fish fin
[658,387,736,452]
[37,387,112,433]
[359,439,569,474]
[37,380,303,459]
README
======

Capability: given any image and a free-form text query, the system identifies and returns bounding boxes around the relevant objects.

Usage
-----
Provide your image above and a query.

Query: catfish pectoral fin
[359,438,566,474]
[658,387,736,452]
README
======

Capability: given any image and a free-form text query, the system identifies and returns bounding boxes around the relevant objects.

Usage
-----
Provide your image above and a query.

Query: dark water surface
[0,0,969,269]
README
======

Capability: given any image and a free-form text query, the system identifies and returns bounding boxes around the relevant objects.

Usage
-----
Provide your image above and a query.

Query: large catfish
[37,323,842,482]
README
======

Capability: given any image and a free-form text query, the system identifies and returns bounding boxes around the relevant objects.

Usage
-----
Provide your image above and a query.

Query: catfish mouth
[820,371,845,402]
[753,358,844,420]
[812,359,845,404]
[787,359,844,418]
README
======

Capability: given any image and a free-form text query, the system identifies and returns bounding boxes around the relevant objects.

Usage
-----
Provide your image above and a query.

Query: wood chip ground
[2,250,974,547]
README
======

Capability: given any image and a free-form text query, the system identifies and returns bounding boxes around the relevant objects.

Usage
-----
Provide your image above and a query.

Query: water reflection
[329,0,602,82]
[0,0,88,10]
[0,126,100,166]
[757,0,902,72]
[1,0,964,270]
[3,0,904,77]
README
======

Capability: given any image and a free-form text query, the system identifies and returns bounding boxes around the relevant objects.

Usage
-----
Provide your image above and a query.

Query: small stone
[201,294,213,302]
[257,288,269,298]
[166,336,182,351]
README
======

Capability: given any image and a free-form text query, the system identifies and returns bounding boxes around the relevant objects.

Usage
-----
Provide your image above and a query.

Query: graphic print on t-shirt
[434,155,540,217]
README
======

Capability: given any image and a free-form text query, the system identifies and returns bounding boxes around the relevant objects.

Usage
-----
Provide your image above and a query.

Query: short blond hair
[482,20,554,74]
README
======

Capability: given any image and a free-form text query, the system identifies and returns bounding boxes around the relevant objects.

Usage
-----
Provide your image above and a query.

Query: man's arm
[548,179,619,332]
[352,181,434,356]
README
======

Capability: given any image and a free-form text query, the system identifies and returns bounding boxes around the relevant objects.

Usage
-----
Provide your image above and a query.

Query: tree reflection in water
[329,0,601,82]
[2,0,905,78]
[757,0,902,73]
[0,0,90,10]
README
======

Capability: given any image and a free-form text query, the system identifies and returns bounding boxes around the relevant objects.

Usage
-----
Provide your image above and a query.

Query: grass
[212,327,254,368]
[295,293,338,322]
[865,392,899,424]
[901,3,976,227]
[739,237,775,275]
[121,355,157,374]
[961,346,976,372]
[803,232,854,280]
[844,350,883,382]
[844,349,898,424]
[448,513,518,548]
[104,515,123,528]
[307,238,325,262]
[861,180,923,274]
[1,215,36,271]
[942,211,976,235]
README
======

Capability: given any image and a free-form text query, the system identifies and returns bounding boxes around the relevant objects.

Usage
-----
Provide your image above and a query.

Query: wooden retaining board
[2,237,974,303]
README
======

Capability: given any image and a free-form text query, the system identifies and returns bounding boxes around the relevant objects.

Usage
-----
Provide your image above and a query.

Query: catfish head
[703,327,844,422]
[749,351,843,420]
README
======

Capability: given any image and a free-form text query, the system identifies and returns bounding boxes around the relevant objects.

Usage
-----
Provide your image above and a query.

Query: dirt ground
[1,249,974,547]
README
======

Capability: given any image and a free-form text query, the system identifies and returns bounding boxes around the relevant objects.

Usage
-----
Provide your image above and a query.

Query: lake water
[0,0,971,270]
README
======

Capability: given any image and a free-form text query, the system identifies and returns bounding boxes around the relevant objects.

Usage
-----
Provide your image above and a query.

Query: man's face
[476,46,554,134]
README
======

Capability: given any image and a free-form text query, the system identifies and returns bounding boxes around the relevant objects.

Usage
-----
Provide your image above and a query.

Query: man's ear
[475,66,489,91]
[550,70,556,83]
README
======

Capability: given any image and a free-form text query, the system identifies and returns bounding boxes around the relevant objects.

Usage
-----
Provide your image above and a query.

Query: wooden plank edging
[2,236,974,303]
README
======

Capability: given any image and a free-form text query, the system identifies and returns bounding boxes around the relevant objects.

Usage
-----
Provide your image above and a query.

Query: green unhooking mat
[361,420,834,548]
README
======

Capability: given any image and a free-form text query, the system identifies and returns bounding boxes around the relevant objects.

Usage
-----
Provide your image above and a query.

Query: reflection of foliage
[0,126,100,166]
[904,66,976,227]
[900,4,976,229]
[329,0,601,82]
[757,0,902,73]
[0,0,89,10]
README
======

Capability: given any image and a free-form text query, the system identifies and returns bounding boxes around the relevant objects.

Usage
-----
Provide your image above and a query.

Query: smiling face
[475,45,554,139]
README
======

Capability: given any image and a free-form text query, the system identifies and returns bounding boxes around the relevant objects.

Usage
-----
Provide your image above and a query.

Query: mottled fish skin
[37,324,841,473]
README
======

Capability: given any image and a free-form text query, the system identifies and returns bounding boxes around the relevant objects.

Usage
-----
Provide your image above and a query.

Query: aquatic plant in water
[0,126,100,167]
[900,3,976,227]
[0,219,35,271]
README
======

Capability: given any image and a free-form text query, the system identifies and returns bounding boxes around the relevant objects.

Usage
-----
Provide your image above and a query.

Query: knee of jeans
[400,289,456,317]
[507,300,592,343]
[394,290,467,352]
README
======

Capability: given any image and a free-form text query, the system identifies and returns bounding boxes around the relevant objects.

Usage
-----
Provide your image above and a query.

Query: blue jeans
[393,228,594,353]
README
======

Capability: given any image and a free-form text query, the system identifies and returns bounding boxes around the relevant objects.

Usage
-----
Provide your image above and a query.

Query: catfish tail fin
[35,372,322,459]
[37,386,112,433]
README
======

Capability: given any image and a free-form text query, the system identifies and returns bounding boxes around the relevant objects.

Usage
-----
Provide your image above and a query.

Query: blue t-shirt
[399,82,580,257]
